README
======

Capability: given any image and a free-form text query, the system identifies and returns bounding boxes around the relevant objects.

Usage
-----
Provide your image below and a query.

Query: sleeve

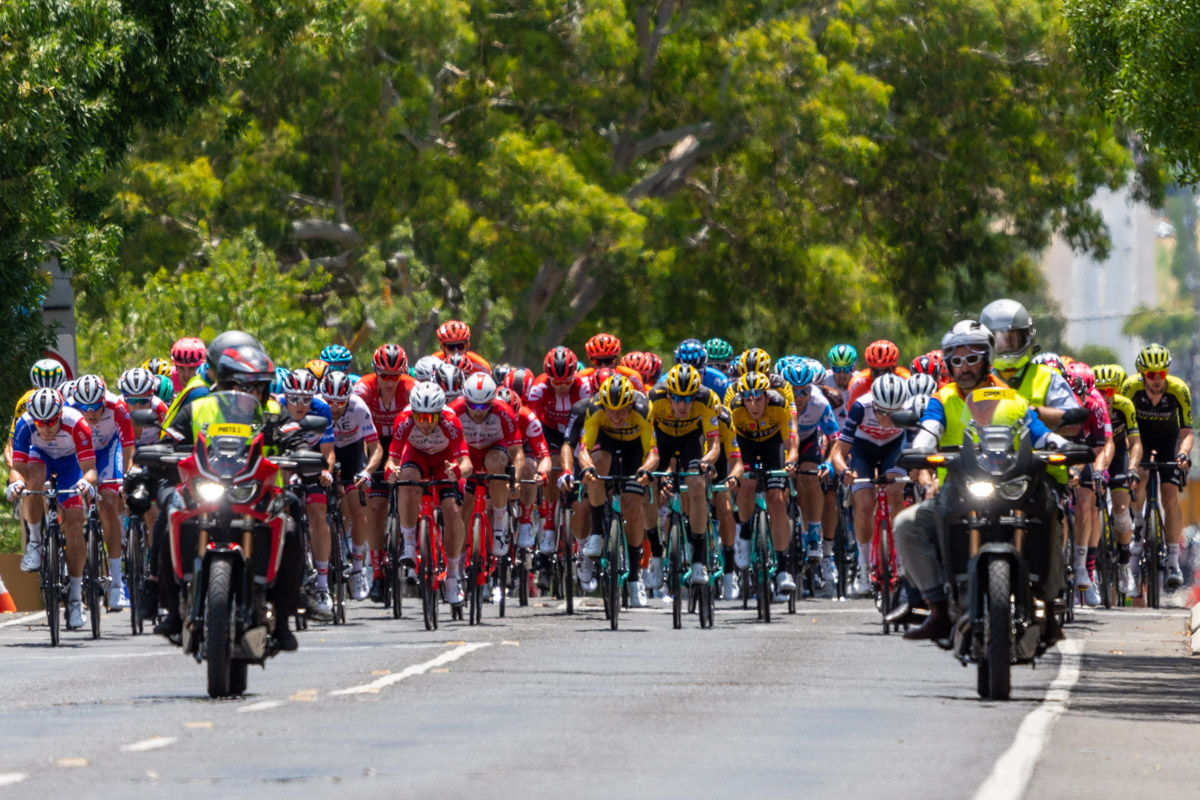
[524,412,550,459]
[581,409,599,450]
[154,398,168,425]
[1026,409,1053,448]
[319,408,336,446]
[1175,379,1193,429]
[357,403,379,444]
[9,394,27,439]
[818,402,840,437]
[11,417,32,462]
[1119,398,1139,437]
[447,417,469,457]
[114,402,135,448]
[500,406,521,448]
[784,407,798,439]
[700,398,719,439]
[72,419,96,463]
[839,402,864,444]
[638,413,657,455]
[1044,372,1081,410]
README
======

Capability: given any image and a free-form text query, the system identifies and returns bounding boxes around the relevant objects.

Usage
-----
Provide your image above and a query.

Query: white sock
[28,520,43,544]
[492,506,507,534]
[351,543,365,571]
[109,558,123,586]
[1167,543,1181,568]
[69,577,82,602]
[822,539,834,558]
[401,525,416,543]
[1073,545,1087,568]
[858,545,871,569]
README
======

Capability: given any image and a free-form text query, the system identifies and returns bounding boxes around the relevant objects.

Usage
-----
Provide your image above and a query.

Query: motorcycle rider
[891,320,1069,641]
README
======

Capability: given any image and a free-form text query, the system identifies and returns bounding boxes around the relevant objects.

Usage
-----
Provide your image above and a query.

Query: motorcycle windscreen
[200,391,266,480]
[959,387,1029,473]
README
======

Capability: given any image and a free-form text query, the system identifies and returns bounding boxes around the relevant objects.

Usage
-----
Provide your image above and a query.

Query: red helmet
[864,340,899,369]
[544,346,579,380]
[495,386,522,413]
[447,351,470,373]
[585,333,622,361]
[504,367,536,402]
[372,343,408,374]
[640,352,663,383]
[911,351,944,377]
[170,337,206,368]
[621,351,644,371]
[1065,361,1095,399]
[587,367,615,394]
[436,320,471,345]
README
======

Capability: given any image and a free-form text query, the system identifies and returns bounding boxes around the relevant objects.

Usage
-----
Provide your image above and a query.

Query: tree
[1063,0,1200,182]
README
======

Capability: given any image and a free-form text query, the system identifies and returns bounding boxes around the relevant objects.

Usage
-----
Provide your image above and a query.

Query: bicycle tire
[468,516,484,626]
[329,519,346,626]
[1146,507,1163,609]
[419,519,437,631]
[44,530,61,646]
[834,497,850,600]
[386,512,403,620]
[877,522,894,634]
[1064,512,1076,623]
[127,518,144,635]
[1096,505,1113,610]
[667,515,683,630]
[86,517,103,639]
[608,513,623,631]
[755,509,771,624]
[787,524,799,614]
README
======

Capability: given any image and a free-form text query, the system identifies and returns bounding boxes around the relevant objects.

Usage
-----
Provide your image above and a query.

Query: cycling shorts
[1141,437,1186,489]
[736,434,787,491]
[796,433,822,466]
[368,437,391,500]
[544,426,566,456]
[1108,449,1130,491]
[334,443,364,480]
[26,449,85,510]
[94,441,124,490]
[467,442,510,475]
[398,442,464,503]
[654,430,703,473]
[849,438,905,494]
[589,431,645,494]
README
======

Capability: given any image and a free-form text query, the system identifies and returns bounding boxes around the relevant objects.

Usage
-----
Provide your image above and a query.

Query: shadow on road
[1069,652,1200,722]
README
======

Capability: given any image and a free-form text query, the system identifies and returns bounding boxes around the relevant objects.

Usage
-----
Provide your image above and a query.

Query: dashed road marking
[120,736,177,753]
[330,642,492,696]
[236,699,286,713]
[0,773,28,787]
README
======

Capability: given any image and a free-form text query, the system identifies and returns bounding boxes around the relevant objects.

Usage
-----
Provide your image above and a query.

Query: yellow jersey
[647,386,720,441]
[9,388,36,438]
[730,390,796,442]
[581,394,657,455]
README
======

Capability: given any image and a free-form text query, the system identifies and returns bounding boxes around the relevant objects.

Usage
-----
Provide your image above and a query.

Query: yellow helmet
[142,357,173,376]
[1092,364,1127,391]
[1135,344,1171,373]
[596,375,635,410]
[664,364,701,396]
[736,372,771,397]
[736,348,771,377]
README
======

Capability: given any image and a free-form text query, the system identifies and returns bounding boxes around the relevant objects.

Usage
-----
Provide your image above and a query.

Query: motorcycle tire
[205,559,235,698]
[985,559,1013,701]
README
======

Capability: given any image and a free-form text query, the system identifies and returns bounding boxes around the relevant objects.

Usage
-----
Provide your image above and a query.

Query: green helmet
[155,374,175,404]
[827,344,857,370]
[705,337,733,362]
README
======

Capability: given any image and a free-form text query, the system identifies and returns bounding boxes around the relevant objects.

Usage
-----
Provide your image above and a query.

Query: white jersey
[330,395,379,449]
[794,388,840,441]
[839,396,905,448]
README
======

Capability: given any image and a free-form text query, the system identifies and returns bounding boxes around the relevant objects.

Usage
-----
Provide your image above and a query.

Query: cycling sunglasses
[1143,370,1168,380]
[33,416,61,428]
[947,352,985,368]
[669,393,695,403]
[325,397,348,408]
[377,372,403,381]
[795,386,812,397]
[76,401,104,413]
[591,357,618,367]
[414,412,440,425]
[286,393,314,404]
[466,401,492,412]
[740,389,765,400]
[830,365,855,374]
[442,342,467,352]
[124,396,151,406]
[549,377,574,388]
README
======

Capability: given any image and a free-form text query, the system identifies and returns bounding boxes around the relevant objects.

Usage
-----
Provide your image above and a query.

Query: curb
[1191,604,1200,656]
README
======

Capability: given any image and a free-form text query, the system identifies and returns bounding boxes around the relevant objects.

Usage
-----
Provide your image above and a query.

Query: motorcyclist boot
[154,612,183,644]
[274,624,299,652]
[884,600,922,627]
[903,599,951,640]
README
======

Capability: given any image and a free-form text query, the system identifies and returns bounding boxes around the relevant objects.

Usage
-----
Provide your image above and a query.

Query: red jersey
[447,397,521,450]
[527,374,593,434]
[847,366,912,406]
[389,407,468,458]
[354,373,417,440]
[436,350,491,377]
[515,405,550,459]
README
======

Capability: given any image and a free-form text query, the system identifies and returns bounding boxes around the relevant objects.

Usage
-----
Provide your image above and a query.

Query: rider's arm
[829,439,850,475]
[320,440,336,471]
[1177,427,1194,463]
[361,438,383,474]
[1096,436,1114,472]
[1128,433,1143,478]
[78,457,99,487]
[507,443,525,478]
[1037,371,1082,436]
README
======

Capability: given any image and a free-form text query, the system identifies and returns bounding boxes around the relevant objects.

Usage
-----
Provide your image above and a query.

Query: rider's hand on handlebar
[319,470,333,487]
[557,473,576,491]
[6,480,24,503]
[385,466,401,484]
[635,469,651,487]
[354,470,373,490]
[75,479,97,502]
[581,466,599,486]
[840,468,856,485]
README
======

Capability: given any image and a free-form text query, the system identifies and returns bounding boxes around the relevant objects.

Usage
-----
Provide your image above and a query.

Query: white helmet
[412,355,442,382]
[907,373,938,398]
[906,393,930,419]
[28,388,64,422]
[74,374,106,406]
[870,373,910,413]
[409,381,446,414]
[320,371,354,401]
[118,367,157,398]
[462,372,497,405]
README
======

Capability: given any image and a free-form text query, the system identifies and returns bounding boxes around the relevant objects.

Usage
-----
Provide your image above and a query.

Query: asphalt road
[0,589,1196,800]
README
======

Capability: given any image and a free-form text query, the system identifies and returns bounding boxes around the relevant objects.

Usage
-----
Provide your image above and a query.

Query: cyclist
[729,372,800,597]
[1064,361,1113,605]
[559,368,616,592]
[675,338,730,398]
[830,372,910,597]
[624,351,663,387]
[911,352,949,389]
[578,333,645,391]
[280,369,337,619]
[846,340,911,406]
[449,373,525,555]
[724,348,794,409]
[119,367,168,539]
[705,337,736,378]
[169,337,206,394]
[435,320,492,376]
[495,386,552,570]
[322,371,381,600]
[434,360,466,401]
[781,360,840,572]
[503,366,538,404]
[1122,344,1193,590]
[66,374,134,610]
[647,364,722,587]
[320,344,360,383]
[412,355,442,383]
[354,344,418,602]
[270,367,291,401]
[6,358,67,470]
[1091,365,1143,595]
[385,381,473,604]
[822,344,857,426]
[8,388,99,629]
[711,396,745,599]
[578,375,659,607]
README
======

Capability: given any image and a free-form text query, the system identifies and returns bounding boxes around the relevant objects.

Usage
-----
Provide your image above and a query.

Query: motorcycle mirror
[130,408,161,426]
[889,409,920,429]
[299,414,328,432]
[1058,407,1088,427]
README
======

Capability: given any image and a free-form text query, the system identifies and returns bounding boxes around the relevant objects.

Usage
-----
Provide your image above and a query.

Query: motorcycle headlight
[195,481,226,503]
[998,478,1029,501]
[968,481,995,499]
[228,481,261,504]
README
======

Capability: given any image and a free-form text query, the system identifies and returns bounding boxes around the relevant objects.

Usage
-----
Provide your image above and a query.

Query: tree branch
[290,219,363,248]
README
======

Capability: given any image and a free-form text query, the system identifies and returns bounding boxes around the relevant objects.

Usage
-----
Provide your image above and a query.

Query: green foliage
[1064,0,1200,183]
[1073,344,1121,367]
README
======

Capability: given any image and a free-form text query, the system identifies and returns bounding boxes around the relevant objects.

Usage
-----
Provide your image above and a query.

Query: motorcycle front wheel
[205,560,235,698]
[981,559,1013,701]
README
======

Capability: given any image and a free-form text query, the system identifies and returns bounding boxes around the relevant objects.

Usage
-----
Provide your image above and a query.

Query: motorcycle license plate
[207,423,252,438]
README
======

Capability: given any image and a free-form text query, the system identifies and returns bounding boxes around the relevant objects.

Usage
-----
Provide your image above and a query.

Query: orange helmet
[305,359,331,381]
[585,333,622,361]
[864,340,899,369]
[436,320,471,346]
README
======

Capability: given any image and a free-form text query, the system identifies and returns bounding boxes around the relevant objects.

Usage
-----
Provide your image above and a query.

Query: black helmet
[206,330,264,373]
[214,343,275,387]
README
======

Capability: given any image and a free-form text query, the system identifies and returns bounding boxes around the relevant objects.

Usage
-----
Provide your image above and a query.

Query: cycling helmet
[664,364,702,396]
[319,344,352,371]
[940,319,995,365]
[780,360,818,389]
[621,351,645,372]
[737,348,771,376]
[285,368,319,397]
[118,368,157,398]
[596,375,635,410]
[674,339,708,368]
[270,366,292,396]
[155,375,174,403]
[641,352,663,383]
[320,371,354,402]
[60,379,78,403]
[1135,343,1171,373]
[544,347,579,380]
[304,359,331,381]
[1030,352,1065,378]
[74,374,106,406]
[30,358,66,390]
[492,362,513,385]
[409,381,447,414]
[143,357,172,377]
[372,343,407,374]
[170,337,206,368]
[705,338,734,363]
[864,340,899,369]
[462,372,498,405]
[587,367,614,394]
[504,367,536,402]
[979,298,1036,372]
[584,333,622,361]
[436,320,471,346]
[434,361,464,399]
[911,353,943,377]
[772,355,796,377]
[737,372,772,396]
[412,355,442,382]
[495,386,522,413]
[215,345,275,387]
[1092,364,1127,391]
[446,352,471,375]
[907,373,939,398]
[906,393,930,419]
[827,344,858,370]
[28,388,64,422]
[1065,362,1095,399]
[870,373,910,412]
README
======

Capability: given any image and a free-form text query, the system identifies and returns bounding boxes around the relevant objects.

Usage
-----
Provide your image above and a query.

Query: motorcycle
[895,388,1090,700]
[132,392,326,698]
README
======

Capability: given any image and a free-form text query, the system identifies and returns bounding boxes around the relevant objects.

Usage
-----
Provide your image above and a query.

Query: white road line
[330,642,492,696]
[236,700,286,713]
[971,638,1086,800]
[0,613,40,629]
[0,772,28,787]
[25,651,174,661]
[120,736,177,753]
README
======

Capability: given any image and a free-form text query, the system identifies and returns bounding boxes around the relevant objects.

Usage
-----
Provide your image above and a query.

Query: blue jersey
[280,395,336,449]
[702,367,730,398]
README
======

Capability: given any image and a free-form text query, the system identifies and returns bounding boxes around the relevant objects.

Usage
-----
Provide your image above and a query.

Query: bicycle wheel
[329,521,346,625]
[127,519,144,635]
[667,515,683,629]
[86,518,103,639]
[834,498,850,600]
[1145,508,1163,609]
[386,513,402,620]
[754,509,771,624]
[419,520,437,631]
[43,532,61,646]
[1096,507,1113,610]
[468,517,484,626]
[877,524,894,634]
[608,515,624,631]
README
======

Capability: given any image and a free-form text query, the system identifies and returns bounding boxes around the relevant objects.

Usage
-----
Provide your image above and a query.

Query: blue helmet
[320,344,353,371]
[674,338,708,368]
[271,366,292,395]
[780,359,818,389]
[773,355,799,376]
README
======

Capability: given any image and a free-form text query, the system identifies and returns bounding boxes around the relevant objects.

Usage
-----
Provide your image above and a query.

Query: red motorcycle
[133,392,325,697]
